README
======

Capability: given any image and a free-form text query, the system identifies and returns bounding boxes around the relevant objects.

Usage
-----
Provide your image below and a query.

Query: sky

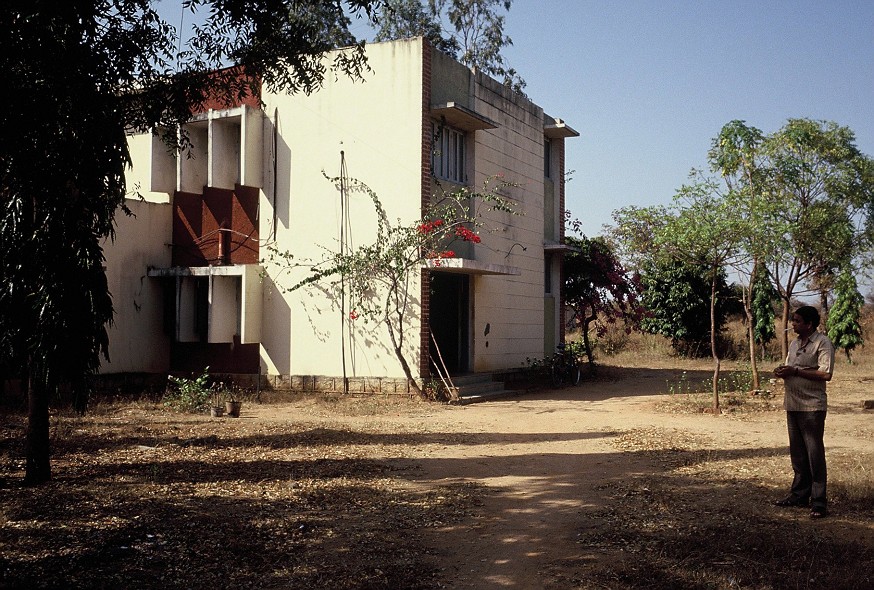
[157,0,874,239]
[492,0,874,238]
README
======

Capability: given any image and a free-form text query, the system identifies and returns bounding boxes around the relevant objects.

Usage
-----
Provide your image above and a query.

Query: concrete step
[455,388,522,405]
[446,372,521,405]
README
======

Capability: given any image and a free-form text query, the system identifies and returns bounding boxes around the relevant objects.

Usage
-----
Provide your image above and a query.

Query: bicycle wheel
[550,361,564,387]
[570,364,582,386]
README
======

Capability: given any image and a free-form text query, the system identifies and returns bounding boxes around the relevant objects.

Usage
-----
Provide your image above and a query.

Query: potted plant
[224,384,242,418]
[210,387,225,418]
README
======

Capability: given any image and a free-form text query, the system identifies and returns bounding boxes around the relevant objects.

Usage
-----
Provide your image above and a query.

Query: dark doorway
[429,272,470,375]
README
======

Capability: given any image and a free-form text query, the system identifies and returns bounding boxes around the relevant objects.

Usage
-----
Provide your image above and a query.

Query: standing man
[773,305,835,519]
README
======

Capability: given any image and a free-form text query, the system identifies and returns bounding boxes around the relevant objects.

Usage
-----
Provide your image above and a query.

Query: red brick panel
[172,186,259,267]
[172,191,208,266]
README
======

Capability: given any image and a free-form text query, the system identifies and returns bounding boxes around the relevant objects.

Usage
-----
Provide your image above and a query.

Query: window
[544,253,553,294]
[432,124,466,184]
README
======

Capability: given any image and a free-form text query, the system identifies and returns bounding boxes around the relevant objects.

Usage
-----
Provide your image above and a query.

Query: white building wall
[126,133,174,203]
[468,74,550,371]
[100,198,172,373]
[259,39,425,378]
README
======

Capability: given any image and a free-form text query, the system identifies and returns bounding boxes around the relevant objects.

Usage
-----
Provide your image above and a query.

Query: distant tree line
[565,118,874,411]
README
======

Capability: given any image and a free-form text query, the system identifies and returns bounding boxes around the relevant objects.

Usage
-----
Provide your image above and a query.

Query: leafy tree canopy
[751,264,779,348]
[374,0,526,93]
[1,0,380,485]
[563,233,643,369]
[827,269,865,362]
[638,256,732,357]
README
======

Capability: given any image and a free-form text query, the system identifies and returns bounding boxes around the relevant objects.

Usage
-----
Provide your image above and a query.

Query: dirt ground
[2,359,873,589]
[394,364,874,588]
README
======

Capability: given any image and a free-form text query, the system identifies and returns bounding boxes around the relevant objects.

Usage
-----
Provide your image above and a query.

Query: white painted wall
[260,39,425,378]
[100,198,172,373]
[465,73,553,371]
[110,38,574,381]
[208,275,239,343]
[126,133,173,203]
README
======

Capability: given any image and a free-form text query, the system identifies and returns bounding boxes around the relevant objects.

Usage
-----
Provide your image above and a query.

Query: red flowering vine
[417,218,444,235]
[455,226,481,243]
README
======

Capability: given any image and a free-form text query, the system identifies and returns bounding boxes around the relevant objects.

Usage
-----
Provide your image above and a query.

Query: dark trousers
[786,411,827,509]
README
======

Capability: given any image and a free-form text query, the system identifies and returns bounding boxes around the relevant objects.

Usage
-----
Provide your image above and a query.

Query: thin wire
[175,3,185,69]
[339,151,349,394]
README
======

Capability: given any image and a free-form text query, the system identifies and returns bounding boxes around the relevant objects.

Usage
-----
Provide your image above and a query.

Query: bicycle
[550,343,582,387]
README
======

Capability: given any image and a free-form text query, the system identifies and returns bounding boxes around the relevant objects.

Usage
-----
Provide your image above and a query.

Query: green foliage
[562,231,643,368]
[375,0,526,93]
[523,341,585,385]
[664,367,754,397]
[562,340,587,362]
[1,0,380,484]
[164,368,223,413]
[751,265,779,347]
[639,257,731,357]
[761,119,874,347]
[827,269,865,361]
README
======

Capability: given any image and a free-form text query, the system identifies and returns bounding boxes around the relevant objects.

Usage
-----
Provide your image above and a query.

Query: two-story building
[103,37,577,394]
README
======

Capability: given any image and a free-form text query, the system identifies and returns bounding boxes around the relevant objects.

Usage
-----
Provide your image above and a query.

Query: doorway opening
[429,272,470,375]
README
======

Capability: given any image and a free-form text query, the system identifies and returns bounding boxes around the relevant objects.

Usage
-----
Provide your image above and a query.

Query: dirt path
[363,366,874,589]
[3,362,871,589]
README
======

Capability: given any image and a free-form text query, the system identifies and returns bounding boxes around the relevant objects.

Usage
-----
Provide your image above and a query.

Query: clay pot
[225,401,242,417]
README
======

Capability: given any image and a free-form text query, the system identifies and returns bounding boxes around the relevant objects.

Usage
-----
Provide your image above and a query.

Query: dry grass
[566,427,874,590]
[0,400,477,589]
[1,312,872,589]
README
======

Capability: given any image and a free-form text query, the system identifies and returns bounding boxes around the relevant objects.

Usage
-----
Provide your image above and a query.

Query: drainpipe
[218,223,229,265]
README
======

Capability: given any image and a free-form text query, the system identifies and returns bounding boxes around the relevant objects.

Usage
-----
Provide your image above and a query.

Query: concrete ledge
[91,372,422,396]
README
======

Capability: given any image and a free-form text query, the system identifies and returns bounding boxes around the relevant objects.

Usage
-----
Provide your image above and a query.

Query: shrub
[164,367,216,413]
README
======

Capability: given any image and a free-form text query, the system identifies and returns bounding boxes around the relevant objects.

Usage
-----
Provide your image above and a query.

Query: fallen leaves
[0,402,480,589]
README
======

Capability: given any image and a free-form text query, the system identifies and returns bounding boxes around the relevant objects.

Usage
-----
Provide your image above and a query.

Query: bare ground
[1,360,873,589]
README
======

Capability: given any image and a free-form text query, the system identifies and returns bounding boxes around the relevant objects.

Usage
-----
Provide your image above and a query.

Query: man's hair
[794,305,820,329]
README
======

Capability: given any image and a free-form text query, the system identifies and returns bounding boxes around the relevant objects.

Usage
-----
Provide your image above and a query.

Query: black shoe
[774,496,808,507]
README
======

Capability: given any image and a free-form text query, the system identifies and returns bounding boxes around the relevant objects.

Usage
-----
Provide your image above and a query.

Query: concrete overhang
[188,105,248,123]
[544,118,579,139]
[425,258,521,275]
[147,264,258,277]
[543,242,573,253]
[431,102,498,132]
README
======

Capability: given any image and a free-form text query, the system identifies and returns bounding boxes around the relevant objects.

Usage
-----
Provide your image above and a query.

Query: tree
[613,175,744,410]
[268,176,516,398]
[827,269,865,362]
[0,0,380,485]
[562,234,643,373]
[708,120,769,389]
[750,264,779,360]
[374,0,526,93]
[373,0,459,55]
[762,119,874,359]
[637,257,731,357]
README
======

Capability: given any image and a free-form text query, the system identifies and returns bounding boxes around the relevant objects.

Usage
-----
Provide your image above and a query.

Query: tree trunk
[710,272,720,412]
[581,310,597,374]
[383,313,422,397]
[581,307,598,366]
[780,299,791,361]
[745,260,760,390]
[819,288,829,328]
[24,367,51,485]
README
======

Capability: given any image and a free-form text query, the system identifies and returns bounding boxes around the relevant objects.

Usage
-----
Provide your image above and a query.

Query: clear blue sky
[158,0,874,240]
[496,0,874,238]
